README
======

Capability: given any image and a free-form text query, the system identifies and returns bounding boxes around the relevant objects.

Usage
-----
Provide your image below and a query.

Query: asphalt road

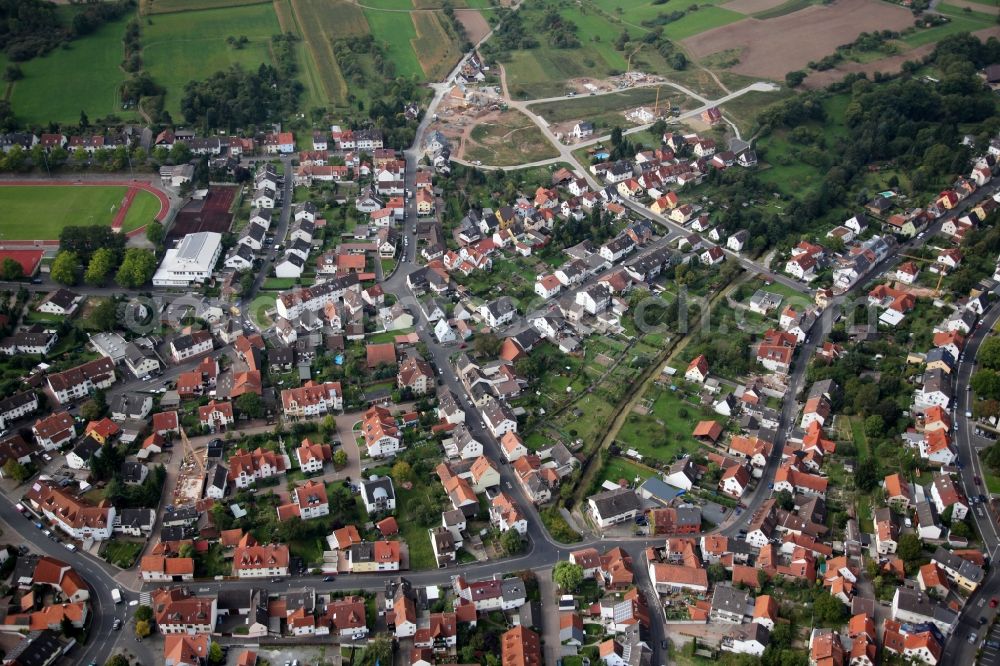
[942,303,1000,664]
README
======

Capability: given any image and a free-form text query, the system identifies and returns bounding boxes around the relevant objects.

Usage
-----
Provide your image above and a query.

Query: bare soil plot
[456,9,491,44]
[722,0,787,14]
[462,109,559,166]
[683,0,915,80]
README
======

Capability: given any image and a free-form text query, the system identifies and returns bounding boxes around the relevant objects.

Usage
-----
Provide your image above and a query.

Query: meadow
[464,110,559,165]
[0,186,162,239]
[900,4,998,47]
[363,9,424,78]
[529,85,691,126]
[143,4,281,117]
[9,14,132,125]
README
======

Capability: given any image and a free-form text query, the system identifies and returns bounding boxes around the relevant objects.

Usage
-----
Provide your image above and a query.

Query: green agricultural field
[660,6,743,39]
[901,5,997,47]
[363,9,424,78]
[8,14,132,125]
[589,0,735,27]
[287,0,371,106]
[361,0,416,8]
[412,11,463,80]
[0,186,161,240]
[144,4,281,117]
[144,0,271,14]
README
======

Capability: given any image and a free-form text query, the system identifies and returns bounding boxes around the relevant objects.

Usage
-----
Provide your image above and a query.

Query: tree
[813,591,846,624]
[757,568,769,590]
[360,636,393,666]
[178,543,195,558]
[979,337,1000,370]
[972,369,1000,400]
[897,533,923,563]
[208,642,224,665]
[2,459,29,482]
[855,458,879,492]
[3,64,22,82]
[84,247,115,286]
[500,529,522,555]
[80,398,104,421]
[135,619,151,638]
[473,332,501,357]
[785,70,806,87]
[708,562,728,583]
[235,392,263,418]
[145,221,165,246]
[863,414,885,438]
[553,561,584,593]
[135,605,153,623]
[391,460,412,483]
[106,656,130,666]
[115,248,157,288]
[90,298,118,332]
[50,250,80,285]
[333,449,348,468]
[0,257,22,281]
[775,490,794,511]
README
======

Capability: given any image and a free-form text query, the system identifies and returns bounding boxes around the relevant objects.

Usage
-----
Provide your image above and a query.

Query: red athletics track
[0,180,170,238]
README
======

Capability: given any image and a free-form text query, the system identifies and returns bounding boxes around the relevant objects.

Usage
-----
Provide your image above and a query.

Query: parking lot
[982,621,1000,666]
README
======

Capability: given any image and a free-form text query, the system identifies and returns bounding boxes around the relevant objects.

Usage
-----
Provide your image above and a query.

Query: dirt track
[683,0,916,79]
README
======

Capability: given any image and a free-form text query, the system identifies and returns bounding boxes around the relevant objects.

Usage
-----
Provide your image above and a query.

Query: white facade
[153,232,223,287]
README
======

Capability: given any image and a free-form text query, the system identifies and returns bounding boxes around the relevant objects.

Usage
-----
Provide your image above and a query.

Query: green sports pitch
[0,185,161,240]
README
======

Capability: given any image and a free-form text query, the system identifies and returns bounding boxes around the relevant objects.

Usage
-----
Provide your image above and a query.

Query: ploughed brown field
[683,0,915,80]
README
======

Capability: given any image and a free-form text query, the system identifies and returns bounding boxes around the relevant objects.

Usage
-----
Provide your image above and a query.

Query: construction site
[172,429,207,506]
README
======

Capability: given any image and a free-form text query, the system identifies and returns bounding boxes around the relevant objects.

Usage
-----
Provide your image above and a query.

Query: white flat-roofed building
[153,232,223,287]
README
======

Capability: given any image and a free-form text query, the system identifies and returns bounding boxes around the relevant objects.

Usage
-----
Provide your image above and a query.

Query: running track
[0,180,170,238]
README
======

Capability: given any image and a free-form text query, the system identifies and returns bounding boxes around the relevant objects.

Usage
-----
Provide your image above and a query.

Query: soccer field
[0,186,162,240]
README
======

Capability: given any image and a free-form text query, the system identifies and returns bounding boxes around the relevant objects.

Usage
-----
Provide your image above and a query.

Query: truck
[111,588,122,604]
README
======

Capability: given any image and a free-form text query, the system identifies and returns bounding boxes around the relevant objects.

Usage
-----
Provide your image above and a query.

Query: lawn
[120,190,165,232]
[363,9,424,79]
[394,481,443,570]
[103,540,143,568]
[144,3,281,117]
[849,416,872,462]
[290,536,326,566]
[9,13,132,125]
[262,277,303,290]
[614,386,711,464]
[597,456,656,488]
[464,110,559,166]
[0,186,161,240]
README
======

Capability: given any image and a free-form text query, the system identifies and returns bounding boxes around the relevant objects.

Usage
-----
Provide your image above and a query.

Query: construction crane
[179,427,205,477]
[626,44,643,73]
[897,253,945,297]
